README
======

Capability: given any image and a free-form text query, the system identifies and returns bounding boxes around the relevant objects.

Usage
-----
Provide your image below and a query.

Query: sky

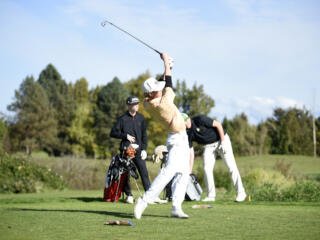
[1,0,319,124]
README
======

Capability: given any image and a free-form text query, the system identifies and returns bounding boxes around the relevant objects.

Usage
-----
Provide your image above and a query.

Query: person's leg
[169,131,190,217]
[141,161,177,203]
[203,143,218,200]
[123,175,132,196]
[171,172,189,217]
[219,134,246,201]
[134,132,189,219]
[133,155,151,191]
[134,160,177,219]
[122,174,134,203]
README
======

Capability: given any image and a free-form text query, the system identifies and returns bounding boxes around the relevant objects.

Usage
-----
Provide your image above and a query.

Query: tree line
[0,64,319,158]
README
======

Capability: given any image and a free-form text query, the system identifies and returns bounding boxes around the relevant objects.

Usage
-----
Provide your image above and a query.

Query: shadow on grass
[12,208,167,218]
[13,208,133,218]
[70,197,105,202]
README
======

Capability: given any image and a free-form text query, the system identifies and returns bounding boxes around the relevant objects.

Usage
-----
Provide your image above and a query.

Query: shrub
[0,153,66,193]
[249,183,280,201]
[214,170,233,191]
[243,168,293,191]
[273,159,292,178]
[280,180,320,202]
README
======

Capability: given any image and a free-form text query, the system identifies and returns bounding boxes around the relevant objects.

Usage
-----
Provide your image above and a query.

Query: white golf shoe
[236,192,247,202]
[126,195,134,204]
[170,208,189,219]
[202,196,215,202]
[134,197,147,219]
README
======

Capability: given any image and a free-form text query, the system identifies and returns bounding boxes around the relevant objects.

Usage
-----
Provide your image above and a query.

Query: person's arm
[189,147,195,174]
[110,119,126,139]
[212,120,225,142]
[110,118,136,143]
[158,53,173,89]
[161,53,171,77]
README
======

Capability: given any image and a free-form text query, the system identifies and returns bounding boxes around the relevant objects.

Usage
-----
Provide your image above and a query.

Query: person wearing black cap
[110,96,164,204]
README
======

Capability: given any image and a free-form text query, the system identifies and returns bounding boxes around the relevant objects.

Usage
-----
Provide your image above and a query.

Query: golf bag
[103,146,139,202]
[185,174,203,201]
[164,173,202,201]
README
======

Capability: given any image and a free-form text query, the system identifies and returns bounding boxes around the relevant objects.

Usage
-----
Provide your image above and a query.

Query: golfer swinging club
[134,53,190,219]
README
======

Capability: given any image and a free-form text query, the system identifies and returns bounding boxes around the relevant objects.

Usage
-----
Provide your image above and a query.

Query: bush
[241,168,320,202]
[243,168,293,191]
[280,180,320,202]
[214,170,233,191]
[249,183,280,201]
[273,159,292,178]
[0,153,66,193]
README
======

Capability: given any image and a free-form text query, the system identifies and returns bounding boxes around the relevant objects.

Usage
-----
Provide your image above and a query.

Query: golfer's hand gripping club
[161,53,174,70]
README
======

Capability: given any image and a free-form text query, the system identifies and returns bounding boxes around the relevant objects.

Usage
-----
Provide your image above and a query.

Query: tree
[67,103,97,157]
[316,117,320,156]
[0,118,7,153]
[222,113,257,156]
[37,64,75,155]
[175,80,215,116]
[72,78,90,104]
[67,78,97,157]
[267,107,313,155]
[94,77,129,158]
[7,76,58,155]
[255,122,271,155]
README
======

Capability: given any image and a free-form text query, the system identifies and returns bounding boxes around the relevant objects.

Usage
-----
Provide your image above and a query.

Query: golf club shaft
[101,20,162,55]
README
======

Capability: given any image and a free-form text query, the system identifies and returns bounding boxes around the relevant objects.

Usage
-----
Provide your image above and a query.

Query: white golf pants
[142,131,189,210]
[203,134,245,198]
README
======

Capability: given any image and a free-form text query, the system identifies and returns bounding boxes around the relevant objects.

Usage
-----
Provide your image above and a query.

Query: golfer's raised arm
[161,53,171,78]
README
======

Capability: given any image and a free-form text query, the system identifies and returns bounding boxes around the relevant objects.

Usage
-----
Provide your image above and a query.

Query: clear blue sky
[1,0,319,124]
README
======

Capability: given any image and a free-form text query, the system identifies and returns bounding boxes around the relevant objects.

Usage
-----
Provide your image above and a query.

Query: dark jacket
[110,111,147,152]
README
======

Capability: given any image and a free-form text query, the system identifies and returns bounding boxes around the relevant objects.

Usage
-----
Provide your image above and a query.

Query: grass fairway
[1,190,320,240]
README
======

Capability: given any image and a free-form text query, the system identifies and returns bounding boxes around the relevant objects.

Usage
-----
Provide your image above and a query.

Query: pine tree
[7,76,58,155]
[37,64,75,155]
[94,77,129,158]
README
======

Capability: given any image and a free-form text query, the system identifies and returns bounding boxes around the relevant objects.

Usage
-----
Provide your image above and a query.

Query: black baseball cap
[126,96,140,105]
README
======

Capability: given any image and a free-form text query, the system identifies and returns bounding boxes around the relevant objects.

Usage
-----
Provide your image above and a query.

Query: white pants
[142,131,189,210]
[203,134,245,197]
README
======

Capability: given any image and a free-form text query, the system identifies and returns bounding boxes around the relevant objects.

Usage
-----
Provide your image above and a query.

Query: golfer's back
[144,87,185,134]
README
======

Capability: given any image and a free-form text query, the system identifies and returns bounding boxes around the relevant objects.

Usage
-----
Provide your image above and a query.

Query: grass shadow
[11,208,167,219]
[13,208,133,218]
[70,197,105,202]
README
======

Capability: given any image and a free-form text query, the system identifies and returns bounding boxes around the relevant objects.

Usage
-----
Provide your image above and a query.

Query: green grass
[0,190,319,240]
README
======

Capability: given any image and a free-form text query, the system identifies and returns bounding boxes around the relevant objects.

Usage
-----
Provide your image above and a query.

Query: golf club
[101,20,161,55]
[101,20,174,68]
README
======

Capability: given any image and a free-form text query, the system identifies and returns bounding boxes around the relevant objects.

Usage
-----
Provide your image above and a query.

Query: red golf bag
[103,146,138,202]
